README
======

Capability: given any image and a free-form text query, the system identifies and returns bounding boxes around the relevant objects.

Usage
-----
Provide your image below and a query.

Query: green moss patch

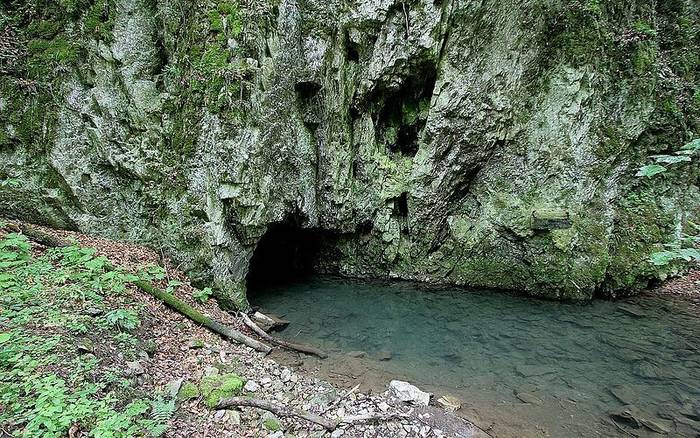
[177,382,200,401]
[200,373,244,408]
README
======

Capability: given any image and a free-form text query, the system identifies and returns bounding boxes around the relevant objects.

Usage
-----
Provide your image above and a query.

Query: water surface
[253,278,700,437]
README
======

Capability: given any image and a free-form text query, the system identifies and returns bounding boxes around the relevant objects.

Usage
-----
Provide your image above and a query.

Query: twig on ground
[321,383,361,414]
[218,397,337,430]
[216,397,410,431]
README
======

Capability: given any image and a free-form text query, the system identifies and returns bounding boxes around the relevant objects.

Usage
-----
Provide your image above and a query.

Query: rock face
[1,0,699,307]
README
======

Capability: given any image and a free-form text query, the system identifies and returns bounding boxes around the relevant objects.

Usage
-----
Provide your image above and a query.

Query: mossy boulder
[177,381,200,401]
[261,412,282,432]
[200,373,244,408]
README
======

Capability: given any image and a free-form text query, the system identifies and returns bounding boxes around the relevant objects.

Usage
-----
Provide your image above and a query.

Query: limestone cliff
[1,0,699,307]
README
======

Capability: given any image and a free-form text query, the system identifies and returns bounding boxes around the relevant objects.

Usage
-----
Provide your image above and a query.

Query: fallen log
[6,221,271,354]
[216,397,410,431]
[5,222,70,248]
[135,280,271,354]
[240,311,328,358]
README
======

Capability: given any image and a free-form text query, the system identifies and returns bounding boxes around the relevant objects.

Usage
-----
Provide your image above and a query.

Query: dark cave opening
[392,192,411,235]
[294,81,322,100]
[246,220,328,295]
[375,64,437,157]
[346,42,360,63]
[393,192,409,218]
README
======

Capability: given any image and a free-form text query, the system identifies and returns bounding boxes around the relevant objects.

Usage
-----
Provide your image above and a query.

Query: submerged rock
[609,403,671,433]
[376,351,393,361]
[348,351,367,358]
[389,380,431,406]
[515,365,556,378]
[437,395,461,412]
[515,392,543,406]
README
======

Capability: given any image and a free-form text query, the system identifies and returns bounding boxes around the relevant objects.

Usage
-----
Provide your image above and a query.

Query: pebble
[260,376,272,386]
[164,378,183,398]
[187,339,205,349]
[244,380,260,392]
[330,429,344,438]
[204,366,219,377]
[281,368,292,382]
[228,410,241,425]
[348,351,367,358]
[126,360,144,376]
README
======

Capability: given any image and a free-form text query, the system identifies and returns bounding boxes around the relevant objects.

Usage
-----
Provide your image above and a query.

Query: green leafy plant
[636,140,700,266]
[0,234,169,437]
[192,287,213,303]
[138,264,167,281]
[0,178,21,187]
[104,309,140,331]
[143,396,176,437]
[165,280,183,294]
[636,138,699,177]
[636,163,668,177]
[649,222,700,266]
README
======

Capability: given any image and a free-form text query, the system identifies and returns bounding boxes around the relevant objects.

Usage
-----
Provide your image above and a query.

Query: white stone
[281,368,292,382]
[244,380,260,392]
[388,380,431,406]
[126,360,144,376]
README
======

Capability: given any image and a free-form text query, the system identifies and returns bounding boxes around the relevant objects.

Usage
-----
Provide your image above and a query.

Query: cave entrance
[245,220,328,296]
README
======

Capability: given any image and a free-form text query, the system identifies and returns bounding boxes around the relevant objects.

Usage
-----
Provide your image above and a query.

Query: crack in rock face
[1,0,699,307]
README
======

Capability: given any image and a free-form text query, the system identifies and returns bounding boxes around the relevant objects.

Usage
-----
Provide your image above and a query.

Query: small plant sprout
[193,287,213,303]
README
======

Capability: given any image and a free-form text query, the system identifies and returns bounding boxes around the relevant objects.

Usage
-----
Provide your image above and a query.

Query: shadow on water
[252,277,700,438]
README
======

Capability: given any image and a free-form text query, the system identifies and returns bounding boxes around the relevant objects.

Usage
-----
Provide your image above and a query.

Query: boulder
[388,380,431,406]
[437,395,461,411]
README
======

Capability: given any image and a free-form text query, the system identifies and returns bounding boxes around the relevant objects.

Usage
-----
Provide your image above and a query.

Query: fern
[146,396,176,437]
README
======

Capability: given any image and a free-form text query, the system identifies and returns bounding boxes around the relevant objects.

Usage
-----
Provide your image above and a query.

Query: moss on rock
[177,382,200,401]
[200,373,244,408]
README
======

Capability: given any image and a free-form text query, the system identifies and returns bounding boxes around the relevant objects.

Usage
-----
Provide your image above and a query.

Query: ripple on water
[252,277,700,437]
